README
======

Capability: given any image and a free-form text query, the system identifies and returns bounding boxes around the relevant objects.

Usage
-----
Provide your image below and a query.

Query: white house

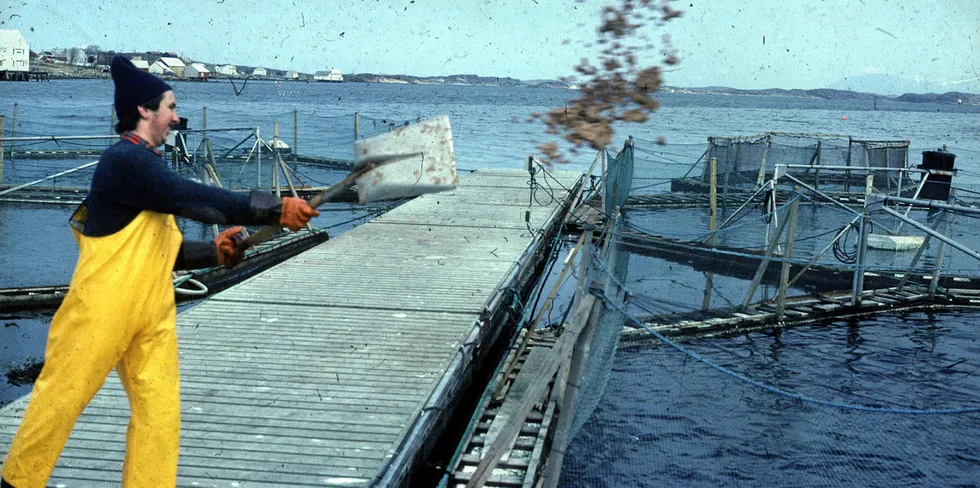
[158,56,186,77]
[130,58,150,71]
[251,67,267,77]
[285,70,299,79]
[69,47,88,66]
[185,63,210,80]
[215,64,238,76]
[149,59,174,76]
[313,68,343,82]
[0,29,30,72]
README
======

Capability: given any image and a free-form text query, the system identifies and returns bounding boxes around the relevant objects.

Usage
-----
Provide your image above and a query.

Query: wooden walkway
[0,229,331,313]
[622,287,980,343]
[0,168,583,488]
[628,189,980,210]
[627,190,873,209]
[0,185,359,206]
[447,329,559,487]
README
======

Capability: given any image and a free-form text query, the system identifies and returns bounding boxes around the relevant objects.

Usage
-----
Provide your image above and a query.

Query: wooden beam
[465,295,598,488]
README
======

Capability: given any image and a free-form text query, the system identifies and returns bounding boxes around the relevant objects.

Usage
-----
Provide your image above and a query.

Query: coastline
[13,63,980,105]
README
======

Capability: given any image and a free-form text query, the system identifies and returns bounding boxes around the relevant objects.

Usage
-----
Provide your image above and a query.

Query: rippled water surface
[2,81,980,485]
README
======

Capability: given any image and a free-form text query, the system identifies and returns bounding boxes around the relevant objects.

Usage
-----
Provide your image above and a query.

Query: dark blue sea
[2,79,980,486]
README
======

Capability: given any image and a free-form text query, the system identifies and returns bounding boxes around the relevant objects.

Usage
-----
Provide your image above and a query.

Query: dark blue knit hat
[111,56,172,120]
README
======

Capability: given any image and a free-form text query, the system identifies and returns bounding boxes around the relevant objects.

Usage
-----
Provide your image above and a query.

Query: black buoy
[918,148,956,201]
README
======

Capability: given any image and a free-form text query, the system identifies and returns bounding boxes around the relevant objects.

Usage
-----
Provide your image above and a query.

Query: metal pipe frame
[779,173,862,217]
[0,128,255,143]
[880,195,980,217]
[0,160,98,196]
[778,163,929,174]
[0,135,117,142]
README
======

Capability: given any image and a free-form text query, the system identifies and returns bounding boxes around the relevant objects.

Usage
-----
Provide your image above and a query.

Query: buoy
[841,115,848,120]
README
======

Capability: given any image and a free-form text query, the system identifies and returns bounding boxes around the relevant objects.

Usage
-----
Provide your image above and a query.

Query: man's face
[140,90,179,147]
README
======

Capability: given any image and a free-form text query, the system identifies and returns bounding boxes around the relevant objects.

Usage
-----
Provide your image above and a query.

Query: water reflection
[564,311,980,487]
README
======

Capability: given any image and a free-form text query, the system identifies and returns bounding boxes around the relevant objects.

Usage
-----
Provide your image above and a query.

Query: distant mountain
[661,85,877,100]
[828,73,980,97]
[346,73,526,86]
[344,73,576,88]
[660,84,980,105]
[894,91,980,104]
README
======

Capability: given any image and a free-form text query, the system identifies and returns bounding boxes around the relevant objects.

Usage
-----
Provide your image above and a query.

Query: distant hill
[344,75,980,104]
[660,85,980,105]
[344,73,575,88]
[346,73,525,86]
[893,91,980,104]
[829,73,980,97]
[662,86,877,100]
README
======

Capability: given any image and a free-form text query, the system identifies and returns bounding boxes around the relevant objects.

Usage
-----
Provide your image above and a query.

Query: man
[1,56,319,488]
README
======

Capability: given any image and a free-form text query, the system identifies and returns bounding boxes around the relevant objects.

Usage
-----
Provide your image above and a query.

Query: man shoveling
[1,56,319,488]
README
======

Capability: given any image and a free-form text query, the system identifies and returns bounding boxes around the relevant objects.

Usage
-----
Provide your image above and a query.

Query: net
[548,135,980,487]
[0,107,412,291]
[693,133,911,193]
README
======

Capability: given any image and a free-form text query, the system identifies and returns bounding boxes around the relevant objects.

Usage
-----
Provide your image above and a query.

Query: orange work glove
[214,226,245,267]
[280,197,320,231]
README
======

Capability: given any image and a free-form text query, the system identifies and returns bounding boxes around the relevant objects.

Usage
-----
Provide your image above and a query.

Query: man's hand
[280,197,320,231]
[214,226,245,267]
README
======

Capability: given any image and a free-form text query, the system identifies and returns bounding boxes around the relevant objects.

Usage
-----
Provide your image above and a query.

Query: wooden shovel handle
[238,163,377,250]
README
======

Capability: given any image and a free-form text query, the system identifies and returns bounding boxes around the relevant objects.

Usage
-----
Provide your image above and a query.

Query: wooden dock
[0,184,360,206]
[628,190,872,209]
[627,188,980,210]
[0,229,331,313]
[617,228,980,293]
[447,328,559,487]
[1,148,351,169]
[622,286,980,343]
[0,168,584,487]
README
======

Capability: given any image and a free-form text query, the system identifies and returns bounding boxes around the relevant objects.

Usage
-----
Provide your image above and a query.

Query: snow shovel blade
[353,115,458,204]
[236,117,458,253]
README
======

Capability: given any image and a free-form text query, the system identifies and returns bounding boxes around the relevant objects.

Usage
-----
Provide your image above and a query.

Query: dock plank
[0,168,583,488]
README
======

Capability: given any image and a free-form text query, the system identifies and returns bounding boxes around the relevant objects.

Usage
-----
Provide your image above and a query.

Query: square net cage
[700,133,910,192]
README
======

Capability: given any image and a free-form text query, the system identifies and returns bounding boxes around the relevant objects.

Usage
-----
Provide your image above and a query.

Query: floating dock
[0,229,331,313]
[0,168,584,487]
[0,184,360,206]
[616,228,980,293]
[624,287,980,343]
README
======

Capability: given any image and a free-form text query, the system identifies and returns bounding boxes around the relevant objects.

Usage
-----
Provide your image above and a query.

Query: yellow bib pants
[3,210,183,488]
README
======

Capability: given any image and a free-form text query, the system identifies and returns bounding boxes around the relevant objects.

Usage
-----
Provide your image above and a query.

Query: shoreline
[7,66,979,104]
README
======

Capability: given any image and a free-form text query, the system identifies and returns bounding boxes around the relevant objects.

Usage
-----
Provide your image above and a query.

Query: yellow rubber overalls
[2,203,183,488]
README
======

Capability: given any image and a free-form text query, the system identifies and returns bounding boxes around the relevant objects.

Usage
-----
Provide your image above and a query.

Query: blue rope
[589,250,980,415]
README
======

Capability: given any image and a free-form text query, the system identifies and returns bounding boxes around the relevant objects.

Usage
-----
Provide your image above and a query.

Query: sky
[1,0,978,92]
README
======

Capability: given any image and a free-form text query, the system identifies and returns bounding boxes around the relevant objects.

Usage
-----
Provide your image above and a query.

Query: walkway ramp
[0,168,583,488]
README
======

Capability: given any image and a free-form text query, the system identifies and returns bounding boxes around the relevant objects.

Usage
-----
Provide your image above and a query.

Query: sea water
[2,79,980,485]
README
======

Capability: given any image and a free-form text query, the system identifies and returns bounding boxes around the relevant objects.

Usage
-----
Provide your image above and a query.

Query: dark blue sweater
[82,138,281,268]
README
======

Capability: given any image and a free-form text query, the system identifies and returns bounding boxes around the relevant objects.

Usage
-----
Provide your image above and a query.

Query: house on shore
[313,68,343,82]
[215,64,238,76]
[0,29,30,73]
[149,59,175,76]
[185,63,210,81]
[251,67,267,77]
[159,56,186,77]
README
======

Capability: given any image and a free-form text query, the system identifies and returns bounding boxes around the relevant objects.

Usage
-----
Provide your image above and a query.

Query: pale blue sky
[2,0,978,91]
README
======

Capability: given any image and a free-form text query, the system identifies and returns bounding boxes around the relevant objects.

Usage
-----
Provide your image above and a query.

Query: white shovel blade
[353,115,458,204]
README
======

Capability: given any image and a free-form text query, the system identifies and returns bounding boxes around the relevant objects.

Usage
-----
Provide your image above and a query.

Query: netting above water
[700,133,910,191]
[554,137,980,487]
[0,109,421,290]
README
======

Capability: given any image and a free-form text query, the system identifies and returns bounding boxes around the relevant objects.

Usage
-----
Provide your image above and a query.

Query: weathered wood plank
[0,168,585,487]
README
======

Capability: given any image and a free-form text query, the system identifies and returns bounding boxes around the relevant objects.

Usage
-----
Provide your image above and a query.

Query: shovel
[236,115,458,252]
